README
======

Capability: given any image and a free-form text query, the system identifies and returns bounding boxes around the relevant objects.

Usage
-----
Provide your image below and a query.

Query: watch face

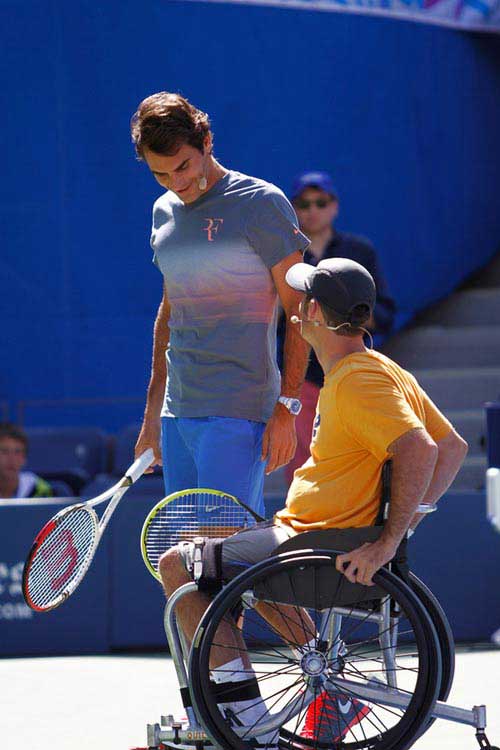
[279,397,302,415]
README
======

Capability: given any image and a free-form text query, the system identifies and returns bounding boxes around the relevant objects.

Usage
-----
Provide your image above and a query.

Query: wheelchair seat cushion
[252,526,409,609]
[275,526,407,564]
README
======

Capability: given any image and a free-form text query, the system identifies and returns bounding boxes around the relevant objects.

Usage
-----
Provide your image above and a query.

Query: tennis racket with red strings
[22,448,154,612]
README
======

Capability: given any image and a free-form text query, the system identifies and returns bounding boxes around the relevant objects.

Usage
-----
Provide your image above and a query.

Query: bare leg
[159,547,250,670]
[255,601,316,650]
[160,548,316,660]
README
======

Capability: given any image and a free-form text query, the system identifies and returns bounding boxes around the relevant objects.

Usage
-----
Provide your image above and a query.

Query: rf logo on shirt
[204,218,224,242]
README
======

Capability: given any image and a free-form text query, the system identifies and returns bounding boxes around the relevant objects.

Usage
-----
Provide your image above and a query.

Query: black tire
[408,572,455,703]
[189,550,441,750]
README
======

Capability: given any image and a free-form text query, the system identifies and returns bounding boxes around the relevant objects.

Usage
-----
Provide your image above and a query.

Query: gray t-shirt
[151,170,309,422]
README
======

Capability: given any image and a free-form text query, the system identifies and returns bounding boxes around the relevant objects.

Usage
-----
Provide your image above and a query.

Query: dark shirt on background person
[279,170,396,482]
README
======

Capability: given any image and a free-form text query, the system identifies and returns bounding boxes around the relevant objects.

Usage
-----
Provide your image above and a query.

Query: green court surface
[1,648,499,750]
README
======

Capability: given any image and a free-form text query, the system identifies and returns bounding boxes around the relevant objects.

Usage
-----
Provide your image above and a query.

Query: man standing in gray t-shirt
[131,92,309,517]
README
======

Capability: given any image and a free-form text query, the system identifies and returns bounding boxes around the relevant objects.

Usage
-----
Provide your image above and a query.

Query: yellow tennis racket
[141,488,265,581]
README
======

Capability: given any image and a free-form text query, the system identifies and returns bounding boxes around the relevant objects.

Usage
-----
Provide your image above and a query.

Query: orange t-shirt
[275,350,452,533]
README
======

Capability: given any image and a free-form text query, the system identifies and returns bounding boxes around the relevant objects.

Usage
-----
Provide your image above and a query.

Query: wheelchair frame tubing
[188,550,442,750]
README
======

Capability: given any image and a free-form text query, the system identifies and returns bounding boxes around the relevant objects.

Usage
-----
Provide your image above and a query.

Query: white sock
[211,656,248,683]
[211,657,278,748]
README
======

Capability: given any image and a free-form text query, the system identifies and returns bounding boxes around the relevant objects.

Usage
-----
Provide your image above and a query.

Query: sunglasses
[294,198,333,210]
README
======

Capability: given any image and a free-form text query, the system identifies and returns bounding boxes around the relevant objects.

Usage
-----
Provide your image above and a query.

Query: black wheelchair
[144,465,498,750]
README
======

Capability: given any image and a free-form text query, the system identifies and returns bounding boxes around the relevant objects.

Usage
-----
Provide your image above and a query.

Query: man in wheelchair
[159,258,468,749]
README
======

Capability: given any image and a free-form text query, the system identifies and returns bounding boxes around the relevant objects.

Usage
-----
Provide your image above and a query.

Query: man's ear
[308,298,325,324]
[203,133,213,155]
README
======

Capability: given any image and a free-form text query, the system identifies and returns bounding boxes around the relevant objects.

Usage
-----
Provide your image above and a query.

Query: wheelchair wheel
[408,572,455,703]
[189,550,441,750]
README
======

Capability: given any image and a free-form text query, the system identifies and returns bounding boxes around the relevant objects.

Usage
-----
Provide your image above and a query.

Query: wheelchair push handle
[416,503,437,515]
[380,460,436,538]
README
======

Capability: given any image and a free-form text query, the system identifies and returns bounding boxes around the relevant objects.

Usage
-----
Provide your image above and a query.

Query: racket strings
[26,508,98,608]
[145,491,251,574]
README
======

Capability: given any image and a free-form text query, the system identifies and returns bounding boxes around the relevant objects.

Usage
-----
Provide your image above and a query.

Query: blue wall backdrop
[2,1,500,428]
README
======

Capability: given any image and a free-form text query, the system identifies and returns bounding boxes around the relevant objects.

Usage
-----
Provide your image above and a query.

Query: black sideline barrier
[486,401,500,468]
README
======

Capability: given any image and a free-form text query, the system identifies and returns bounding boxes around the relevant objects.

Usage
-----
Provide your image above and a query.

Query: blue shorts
[161,416,267,519]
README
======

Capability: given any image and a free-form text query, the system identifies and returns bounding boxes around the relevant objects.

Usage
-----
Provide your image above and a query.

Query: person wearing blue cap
[280,170,396,483]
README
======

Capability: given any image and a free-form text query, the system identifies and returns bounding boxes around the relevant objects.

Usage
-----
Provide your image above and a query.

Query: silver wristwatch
[278,396,303,416]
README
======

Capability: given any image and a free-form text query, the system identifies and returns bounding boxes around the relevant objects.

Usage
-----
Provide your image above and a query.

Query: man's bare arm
[261,251,310,474]
[273,251,310,399]
[379,428,438,549]
[336,428,438,585]
[410,428,468,530]
[135,282,171,470]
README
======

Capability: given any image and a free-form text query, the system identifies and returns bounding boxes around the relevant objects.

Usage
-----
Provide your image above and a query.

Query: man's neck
[313,333,367,376]
[206,158,227,192]
[307,226,334,259]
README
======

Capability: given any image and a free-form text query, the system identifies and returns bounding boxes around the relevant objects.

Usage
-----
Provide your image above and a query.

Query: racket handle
[127,448,155,483]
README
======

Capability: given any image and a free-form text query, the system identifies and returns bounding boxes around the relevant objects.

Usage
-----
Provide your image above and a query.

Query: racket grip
[127,448,155,483]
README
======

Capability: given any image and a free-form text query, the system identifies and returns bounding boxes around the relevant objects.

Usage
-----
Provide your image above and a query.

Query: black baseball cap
[286,258,376,324]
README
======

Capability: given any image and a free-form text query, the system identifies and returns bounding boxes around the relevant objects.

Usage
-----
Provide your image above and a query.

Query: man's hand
[261,403,297,474]
[335,539,398,586]
[135,421,162,474]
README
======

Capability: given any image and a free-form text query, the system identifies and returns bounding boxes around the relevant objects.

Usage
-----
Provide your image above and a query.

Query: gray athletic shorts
[178,520,294,580]
[221,520,294,578]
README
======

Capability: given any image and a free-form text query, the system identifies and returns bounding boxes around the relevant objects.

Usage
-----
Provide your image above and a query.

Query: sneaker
[223,701,279,749]
[300,690,371,743]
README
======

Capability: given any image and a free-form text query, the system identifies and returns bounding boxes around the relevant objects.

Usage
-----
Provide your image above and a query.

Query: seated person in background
[160,258,467,747]
[279,170,396,483]
[0,423,53,499]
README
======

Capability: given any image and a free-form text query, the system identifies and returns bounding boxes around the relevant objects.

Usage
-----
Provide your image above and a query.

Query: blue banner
[0,500,109,656]
[2,491,500,653]
[181,0,500,31]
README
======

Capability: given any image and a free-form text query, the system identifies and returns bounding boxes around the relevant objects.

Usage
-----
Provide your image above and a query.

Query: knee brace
[178,537,225,595]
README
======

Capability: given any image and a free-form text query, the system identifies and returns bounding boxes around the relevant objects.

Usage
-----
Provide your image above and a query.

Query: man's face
[143,140,210,204]
[0,437,26,483]
[293,188,338,235]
